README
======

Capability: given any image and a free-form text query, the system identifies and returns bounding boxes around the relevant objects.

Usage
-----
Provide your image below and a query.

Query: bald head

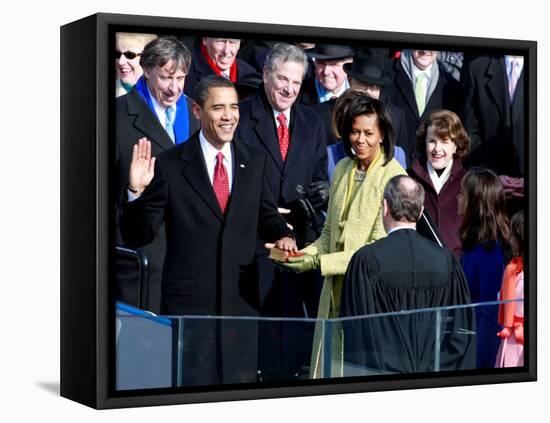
[383,175,425,226]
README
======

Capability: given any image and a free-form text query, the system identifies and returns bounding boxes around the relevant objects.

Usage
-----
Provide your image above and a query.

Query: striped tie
[165,106,175,142]
[508,59,520,102]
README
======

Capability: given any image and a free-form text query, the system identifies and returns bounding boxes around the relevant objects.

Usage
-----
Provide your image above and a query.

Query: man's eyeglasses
[115,51,140,60]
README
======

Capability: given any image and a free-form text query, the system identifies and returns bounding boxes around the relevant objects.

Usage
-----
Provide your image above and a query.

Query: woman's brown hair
[459,167,511,251]
[415,109,470,161]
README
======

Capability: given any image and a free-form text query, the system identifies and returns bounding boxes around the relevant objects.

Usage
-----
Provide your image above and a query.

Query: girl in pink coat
[495,210,524,368]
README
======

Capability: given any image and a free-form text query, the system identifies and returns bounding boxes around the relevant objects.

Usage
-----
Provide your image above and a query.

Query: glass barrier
[115,299,524,390]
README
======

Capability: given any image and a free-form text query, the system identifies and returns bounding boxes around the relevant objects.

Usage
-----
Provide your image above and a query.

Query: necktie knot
[216,152,225,164]
[165,106,176,142]
[416,71,427,83]
[277,113,290,161]
[166,106,175,123]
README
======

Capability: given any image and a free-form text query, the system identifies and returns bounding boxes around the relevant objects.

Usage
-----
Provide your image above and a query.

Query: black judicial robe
[340,229,476,374]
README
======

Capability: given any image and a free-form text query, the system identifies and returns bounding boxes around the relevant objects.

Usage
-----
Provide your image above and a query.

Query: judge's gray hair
[384,175,425,222]
[264,43,309,78]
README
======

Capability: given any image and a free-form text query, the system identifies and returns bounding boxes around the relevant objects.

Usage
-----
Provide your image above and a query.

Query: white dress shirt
[147,85,177,135]
[272,108,291,129]
[412,62,434,95]
[199,130,233,193]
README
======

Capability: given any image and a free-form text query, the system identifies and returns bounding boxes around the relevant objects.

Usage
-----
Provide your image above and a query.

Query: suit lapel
[395,70,420,118]
[127,90,175,151]
[180,135,224,221]
[251,94,284,171]
[485,58,510,126]
[511,70,524,124]
[284,106,306,173]
[422,74,444,119]
[224,139,250,219]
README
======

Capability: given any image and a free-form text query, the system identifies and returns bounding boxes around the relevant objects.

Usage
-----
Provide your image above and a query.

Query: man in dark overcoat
[235,43,329,381]
[116,36,199,312]
[120,76,296,385]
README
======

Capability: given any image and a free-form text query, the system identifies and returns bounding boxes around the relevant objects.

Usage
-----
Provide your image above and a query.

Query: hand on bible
[129,138,156,196]
[265,236,297,254]
[280,253,319,273]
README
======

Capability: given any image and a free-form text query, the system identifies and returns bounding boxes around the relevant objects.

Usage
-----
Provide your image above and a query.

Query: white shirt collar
[427,158,453,194]
[387,226,416,235]
[505,55,524,74]
[413,62,434,79]
[272,108,291,128]
[146,84,176,128]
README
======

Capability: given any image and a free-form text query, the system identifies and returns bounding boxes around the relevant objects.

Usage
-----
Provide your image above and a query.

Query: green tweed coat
[303,154,406,378]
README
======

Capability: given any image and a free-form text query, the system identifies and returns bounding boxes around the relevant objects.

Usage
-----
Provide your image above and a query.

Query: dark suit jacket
[341,229,476,374]
[120,133,293,385]
[236,89,328,246]
[184,48,256,100]
[120,133,291,316]
[115,89,199,312]
[462,56,524,176]
[115,89,199,311]
[116,89,200,195]
[385,60,461,165]
[298,76,320,107]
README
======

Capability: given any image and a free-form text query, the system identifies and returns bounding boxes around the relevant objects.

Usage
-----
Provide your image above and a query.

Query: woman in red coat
[408,109,470,257]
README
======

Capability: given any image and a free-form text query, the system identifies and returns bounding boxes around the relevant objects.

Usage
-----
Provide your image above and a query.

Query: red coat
[408,158,466,257]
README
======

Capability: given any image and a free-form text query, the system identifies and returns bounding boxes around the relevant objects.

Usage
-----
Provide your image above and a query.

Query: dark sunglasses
[115,51,140,60]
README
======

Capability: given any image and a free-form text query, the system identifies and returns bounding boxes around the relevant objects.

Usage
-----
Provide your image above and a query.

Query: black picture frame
[60,12,537,409]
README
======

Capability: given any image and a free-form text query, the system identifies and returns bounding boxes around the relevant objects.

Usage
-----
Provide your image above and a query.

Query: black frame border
[60,12,537,409]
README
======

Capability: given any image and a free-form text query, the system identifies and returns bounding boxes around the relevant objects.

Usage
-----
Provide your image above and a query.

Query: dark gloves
[306,180,330,211]
[296,181,329,237]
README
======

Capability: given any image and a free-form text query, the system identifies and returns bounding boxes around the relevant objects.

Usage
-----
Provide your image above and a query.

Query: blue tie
[165,106,175,142]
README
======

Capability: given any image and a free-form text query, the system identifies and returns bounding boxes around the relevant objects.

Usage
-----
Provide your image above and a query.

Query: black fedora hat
[234,72,263,100]
[344,48,393,86]
[308,44,354,61]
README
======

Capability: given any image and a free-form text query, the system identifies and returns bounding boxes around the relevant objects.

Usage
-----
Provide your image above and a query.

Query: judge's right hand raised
[129,138,156,197]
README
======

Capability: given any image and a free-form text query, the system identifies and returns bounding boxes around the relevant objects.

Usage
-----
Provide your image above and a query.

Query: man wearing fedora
[299,44,354,146]
[299,44,354,107]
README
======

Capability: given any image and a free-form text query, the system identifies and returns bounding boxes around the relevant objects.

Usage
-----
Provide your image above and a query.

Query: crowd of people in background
[114,33,526,385]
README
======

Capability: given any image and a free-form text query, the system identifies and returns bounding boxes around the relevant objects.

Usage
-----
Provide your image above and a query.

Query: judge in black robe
[340,176,476,375]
